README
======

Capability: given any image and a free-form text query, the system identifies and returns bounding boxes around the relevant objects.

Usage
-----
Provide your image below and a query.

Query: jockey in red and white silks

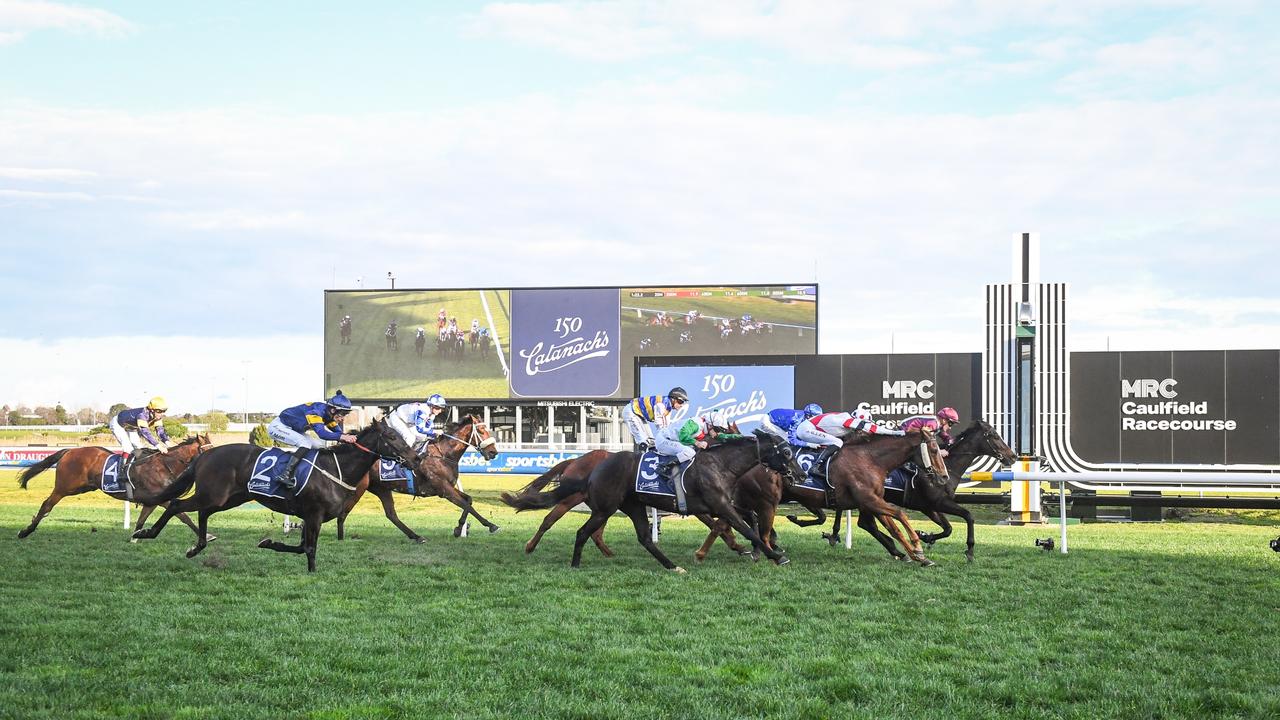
[795,404,903,449]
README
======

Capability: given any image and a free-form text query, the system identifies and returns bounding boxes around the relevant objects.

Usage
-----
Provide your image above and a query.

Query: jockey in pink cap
[899,407,959,455]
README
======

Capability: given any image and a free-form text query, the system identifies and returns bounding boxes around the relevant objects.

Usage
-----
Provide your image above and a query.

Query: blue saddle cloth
[792,448,834,491]
[634,449,685,497]
[247,448,318,499]
[379,458,416,494]
[101,454,126,494]
[885,466,914,493]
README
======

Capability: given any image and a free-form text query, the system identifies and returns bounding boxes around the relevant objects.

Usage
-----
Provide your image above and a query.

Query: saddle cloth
[793,448,834,491]
[634,449,688,497]
[247,448,318,499]
[378,458,417,495]
[101,454,126,494]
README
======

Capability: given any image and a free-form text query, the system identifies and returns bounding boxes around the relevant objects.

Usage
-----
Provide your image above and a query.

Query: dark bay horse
[822,419,1016,561]
[503,432,801,572]
[414,328,426,357]
[512,449,749,559]
[131,420,414,572]
[334,415,502,541]
[17,435,213,539]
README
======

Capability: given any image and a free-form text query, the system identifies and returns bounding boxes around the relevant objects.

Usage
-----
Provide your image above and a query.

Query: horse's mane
[174,435,205,448]
[951,419,986,445]
[442,415,480,434]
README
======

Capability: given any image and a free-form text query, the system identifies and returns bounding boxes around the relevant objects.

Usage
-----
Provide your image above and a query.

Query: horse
[385,323,399,351]
[452,332,466,362]
[130,419,414,572]
[16,435,214,540]
[502,431,802,572]
[339,318,352,345]
[512,450,753,559]
[468,329,480,352]
[479,332,491,361]
[821,419,1016,561]
[414,328,426,357]
[334,415,502,541]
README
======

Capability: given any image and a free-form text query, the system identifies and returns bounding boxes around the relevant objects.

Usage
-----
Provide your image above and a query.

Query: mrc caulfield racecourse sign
[510,288,621,398]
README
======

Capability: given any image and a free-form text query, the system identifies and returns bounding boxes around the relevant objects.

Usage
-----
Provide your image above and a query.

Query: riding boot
[810,445,838,481]
[279,447,309,489]
[668,460,692,515]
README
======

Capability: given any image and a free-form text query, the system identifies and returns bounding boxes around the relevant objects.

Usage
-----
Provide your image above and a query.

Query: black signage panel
[1071,350,1280,465]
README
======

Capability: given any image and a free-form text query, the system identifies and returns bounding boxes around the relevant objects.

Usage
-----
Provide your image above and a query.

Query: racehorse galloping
[824,419,1016,562]
[479,332,492,361]
[335,415,503,541]
[385,323,398,351]
[503,432,801,572]
[414,328,426,357]
[339,317,352,345]
[511,450,751,559]
[16,435,213,540]
[131,420,414,572]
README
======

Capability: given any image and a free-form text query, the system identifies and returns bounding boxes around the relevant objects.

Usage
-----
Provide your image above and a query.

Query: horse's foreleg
[173,508,215,543]
[441,485,499,535]
[868,501,932,566]
[185,509,213,558]
[857,509,905,559]
[714,506,788,565]
[917,510,953,547]
[786,506,828,527]
[373,487,424,543]
[17,491,66,538]
[822,508,845,546]
[336,484,365,540]
[694,519,726,562]
[572,509,613,568]
[931,499,975,562]
[131,499,186,540]
[304,516,322,572]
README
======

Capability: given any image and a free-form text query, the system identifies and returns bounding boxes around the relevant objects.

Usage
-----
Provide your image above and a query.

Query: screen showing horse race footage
[323,284,817,402]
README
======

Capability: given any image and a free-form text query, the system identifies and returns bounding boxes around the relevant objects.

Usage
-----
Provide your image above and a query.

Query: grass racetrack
[2,469,1279,719]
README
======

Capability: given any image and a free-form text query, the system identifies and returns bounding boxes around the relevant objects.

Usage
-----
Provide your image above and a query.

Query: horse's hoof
[453,526,463,538]
[524,544,535,554]
[185,546,202,559]
[916,557,936,567]
[671,566,688,575]
[257,538,273,549]
[965,553,974,563]
[17,529,31,539]
[205,534,218,543]
[488,525,500,534]
[775,555,790,566]
[413,536,426,545]
[130,538,139,544]
[896,554,911,562]
[749,552,760,562]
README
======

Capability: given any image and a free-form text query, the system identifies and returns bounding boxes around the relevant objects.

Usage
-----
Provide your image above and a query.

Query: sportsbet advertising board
[323,284,817,402]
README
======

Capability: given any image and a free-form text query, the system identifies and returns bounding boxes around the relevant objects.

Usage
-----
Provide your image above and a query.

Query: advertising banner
[802,353,982,427]
[510,288,620,397]
[0,447,60,467]
[457,450,586,474]
[1069,350,1280,464]
[637,364,795,433]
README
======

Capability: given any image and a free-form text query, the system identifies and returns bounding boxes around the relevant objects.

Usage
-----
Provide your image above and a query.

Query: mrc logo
[1121,378,1179,399]
[882,380,934,399]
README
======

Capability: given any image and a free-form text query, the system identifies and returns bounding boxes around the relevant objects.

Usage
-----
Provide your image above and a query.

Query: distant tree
[107,403,129,417]
[0,405,9,426]
[54,404,68,424]
[249,423,273,448]
[75,408,96,425]
[33,406,56,423]
[205,412,230,433]
[161,418,188,439]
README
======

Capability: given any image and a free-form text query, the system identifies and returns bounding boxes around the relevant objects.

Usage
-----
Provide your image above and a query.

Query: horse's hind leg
[619,502,683,572]
[822,509,843,546]
[571,509,613,568]
[173,507,217,543]
[17,491,68,538]
[441,485,499,535]
[132,499,186,540]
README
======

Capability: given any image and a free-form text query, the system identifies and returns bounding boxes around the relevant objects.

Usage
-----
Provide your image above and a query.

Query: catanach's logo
[519,330,611,376]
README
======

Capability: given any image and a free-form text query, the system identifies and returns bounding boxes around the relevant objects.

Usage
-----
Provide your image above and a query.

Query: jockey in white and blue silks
[388,394,448,456]
[759,403,824,446]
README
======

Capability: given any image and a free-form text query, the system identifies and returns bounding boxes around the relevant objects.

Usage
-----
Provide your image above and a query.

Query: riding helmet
[147,396,167,411]
[327,391,353,411]
[803,403,823,418]
[427,393,448,409]
[668,387,688,403]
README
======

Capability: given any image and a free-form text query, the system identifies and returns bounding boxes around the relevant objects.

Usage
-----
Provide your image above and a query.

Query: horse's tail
[151,460,201,503]
[512,457,578,496]
[501,475,589,512]
[17,449,70,489]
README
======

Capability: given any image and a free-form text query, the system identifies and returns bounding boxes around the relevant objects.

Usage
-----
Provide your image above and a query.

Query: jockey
[760,403,823,446]
[796,403,904,480]
[899,406,959,455]
[626,387,688,451]
[269,391,357,487]
[437,309,447,330]
[448,317,459,333]
[470,319,480,334]
[111,397,171,456]
[654,409,741,514]
[388,394,448,457]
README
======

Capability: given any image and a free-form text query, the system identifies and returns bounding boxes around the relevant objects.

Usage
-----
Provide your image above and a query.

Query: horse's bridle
[424,420,497,459]
[756,433,799,483]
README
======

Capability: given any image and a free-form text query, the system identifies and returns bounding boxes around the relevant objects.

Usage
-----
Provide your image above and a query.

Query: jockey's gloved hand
[157,445,169,454]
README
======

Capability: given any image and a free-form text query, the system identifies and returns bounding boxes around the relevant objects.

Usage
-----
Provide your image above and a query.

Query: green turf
[2,469,1278,720]
[325,290,512,400]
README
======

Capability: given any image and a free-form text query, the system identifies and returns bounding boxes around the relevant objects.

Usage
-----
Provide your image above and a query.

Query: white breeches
[795,422,842,448]
[109,417,142,452]
[388,413,432,451]
[654,437,696,462]
[625,412,656,445]
[758,417,790,443]
[267,418,327,449]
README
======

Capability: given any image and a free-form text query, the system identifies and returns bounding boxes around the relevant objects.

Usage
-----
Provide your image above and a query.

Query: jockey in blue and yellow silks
[625,387,688,450]
[268,391,357,487]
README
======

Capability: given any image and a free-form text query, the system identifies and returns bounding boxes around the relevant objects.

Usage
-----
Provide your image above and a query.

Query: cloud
[0,166,97,182]
[0,0,134,44]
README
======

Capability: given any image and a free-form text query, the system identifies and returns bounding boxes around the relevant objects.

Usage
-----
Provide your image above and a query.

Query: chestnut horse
[334,415,502,541]
[16,435,213,540]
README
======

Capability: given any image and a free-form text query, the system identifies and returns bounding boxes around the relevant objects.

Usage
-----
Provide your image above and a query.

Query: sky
[2,0,1278,413]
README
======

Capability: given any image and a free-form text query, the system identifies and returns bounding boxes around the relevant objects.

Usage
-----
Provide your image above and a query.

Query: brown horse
[334,415,502,541]
[16,435,213,540]
[514,450,750,558]
[698,428,950,566]
[503,431,802,571]
[131,419,414,572]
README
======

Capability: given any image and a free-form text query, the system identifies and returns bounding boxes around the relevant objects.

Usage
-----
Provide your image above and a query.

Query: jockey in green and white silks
[388,394,448,456]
